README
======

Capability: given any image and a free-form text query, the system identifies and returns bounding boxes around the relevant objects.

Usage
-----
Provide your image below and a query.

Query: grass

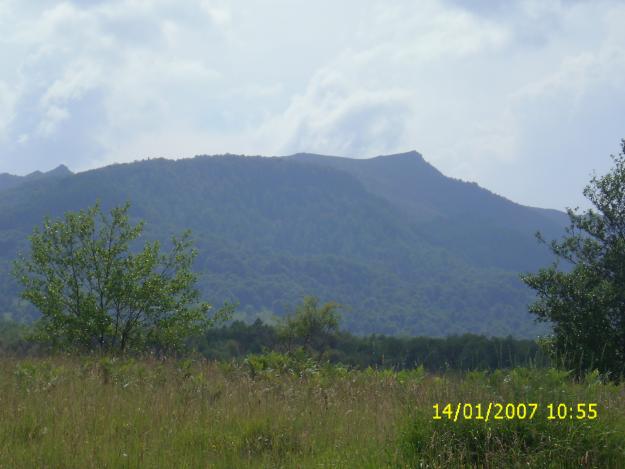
[0,356,624,468]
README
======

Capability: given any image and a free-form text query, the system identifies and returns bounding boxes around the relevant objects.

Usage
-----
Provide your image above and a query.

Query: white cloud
[36,105,70,137]
[0,81,17,144]
[254,68,413,157]
[41,59,103,107]
[369,2,510,62]
[1,0,625,209]
[199,2,231,27]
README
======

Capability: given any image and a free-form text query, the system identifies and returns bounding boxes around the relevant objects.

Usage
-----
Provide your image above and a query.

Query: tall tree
[278,296,340,359]
[522,140,625,377]
[13,202,232,353]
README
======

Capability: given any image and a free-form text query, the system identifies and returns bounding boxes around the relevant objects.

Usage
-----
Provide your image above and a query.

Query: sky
[1,0,624,211]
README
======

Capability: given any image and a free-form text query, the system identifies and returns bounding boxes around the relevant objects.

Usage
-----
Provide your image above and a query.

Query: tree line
[195,318,546,371]
[0,313,544,371]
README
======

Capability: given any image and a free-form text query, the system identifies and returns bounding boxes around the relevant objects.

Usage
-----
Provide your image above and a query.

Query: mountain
[0,153,566,337]
[288,152,568,272]
[0,165,73,192]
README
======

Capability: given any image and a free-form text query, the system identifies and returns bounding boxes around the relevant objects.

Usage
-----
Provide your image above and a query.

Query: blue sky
[1,0,624,210]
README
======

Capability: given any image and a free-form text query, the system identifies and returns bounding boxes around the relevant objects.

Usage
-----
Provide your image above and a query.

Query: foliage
[12,202,231,353]
[244,350,320,378]
[2,314,547,372]
[195,319,547,371]
[0,319,34,354]
[522,140,625,377]
[278,296,340,358]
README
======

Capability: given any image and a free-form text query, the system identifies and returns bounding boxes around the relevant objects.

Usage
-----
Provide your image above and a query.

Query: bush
[244,350,319,378]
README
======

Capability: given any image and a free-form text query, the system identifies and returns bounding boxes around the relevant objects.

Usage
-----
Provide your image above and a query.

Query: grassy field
[1,356,625,468]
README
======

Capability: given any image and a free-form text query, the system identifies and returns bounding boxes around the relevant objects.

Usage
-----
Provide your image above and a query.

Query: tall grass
[0,357,624,468]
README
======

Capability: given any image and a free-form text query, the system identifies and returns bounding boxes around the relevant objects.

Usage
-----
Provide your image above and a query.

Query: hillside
[0,153,567,337]
[289,152,568,272]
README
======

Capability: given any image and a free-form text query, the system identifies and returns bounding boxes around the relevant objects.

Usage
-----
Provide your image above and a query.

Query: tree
[521,139,625,377]
[278,296,341,359]
[13,202,232,353]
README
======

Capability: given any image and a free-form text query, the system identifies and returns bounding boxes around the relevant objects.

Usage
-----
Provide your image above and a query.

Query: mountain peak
[378,150,423,159]
[48,164,72,176]
[24,164,72,181]
[0,164,73,193]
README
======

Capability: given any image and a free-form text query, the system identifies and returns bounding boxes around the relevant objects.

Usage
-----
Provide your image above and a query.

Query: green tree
[13,202,232,353]
[279,296,341,359]
[522,140,625,377]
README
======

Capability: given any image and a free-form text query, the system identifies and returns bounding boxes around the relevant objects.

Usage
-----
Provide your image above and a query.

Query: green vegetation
[196,320,547,371]
[0,313,546,372]
[12,203,231,354]
[277,296,340,357]
[523,140,625,377]
[0,319,31,354]
[0,152,566,337]
[0,357,623,468]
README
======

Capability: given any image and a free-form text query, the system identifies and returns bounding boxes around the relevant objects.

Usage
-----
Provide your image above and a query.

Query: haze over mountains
[0,152,568,337]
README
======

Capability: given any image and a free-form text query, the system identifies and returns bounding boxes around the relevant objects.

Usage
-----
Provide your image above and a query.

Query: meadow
[1,356,625,468]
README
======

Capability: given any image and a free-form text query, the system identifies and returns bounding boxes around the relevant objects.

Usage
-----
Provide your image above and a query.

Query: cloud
[0,81,17,144]
[1,0,625,210]
[36,105,69,137]
[256,69,413,157]
[0,0,232,172]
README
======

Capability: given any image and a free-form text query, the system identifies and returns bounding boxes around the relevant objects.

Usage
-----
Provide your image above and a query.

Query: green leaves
[278,296,341,359]
[13,202,228,354]
[522,139,625,377]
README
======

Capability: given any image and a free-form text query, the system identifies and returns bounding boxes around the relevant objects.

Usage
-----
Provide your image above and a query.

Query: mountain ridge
[287,151,567,271]
[0,164,73,192]
[0,152,564,337]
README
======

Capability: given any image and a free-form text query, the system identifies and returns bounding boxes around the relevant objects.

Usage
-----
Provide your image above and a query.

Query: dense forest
[0,152,567,337]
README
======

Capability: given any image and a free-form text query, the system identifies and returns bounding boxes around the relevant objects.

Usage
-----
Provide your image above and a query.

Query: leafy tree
[522,140,625,377]
[278,296,341,359]
[13,202,231,353]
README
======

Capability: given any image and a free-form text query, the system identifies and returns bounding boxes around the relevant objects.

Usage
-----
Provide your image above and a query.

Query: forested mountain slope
[0,153,566,337]
[289,152,568,272]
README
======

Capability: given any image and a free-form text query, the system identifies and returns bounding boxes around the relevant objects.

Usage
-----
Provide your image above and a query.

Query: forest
[0,152,567,337]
